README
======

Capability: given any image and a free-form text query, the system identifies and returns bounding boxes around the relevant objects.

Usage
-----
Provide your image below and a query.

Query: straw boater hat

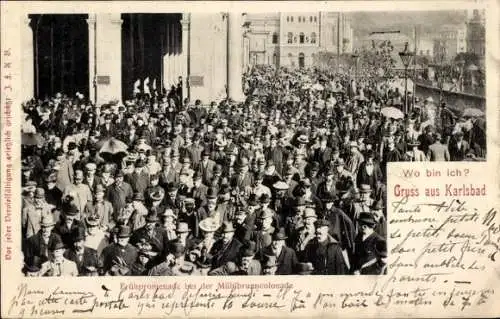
[176,222,190,233]
[85,215,100,227]
[297,135,309,144]
[359,184,372,193]
[303,207,317,220]
[40,214,56,227]
[163,208,177,219]
[273,181,289,191]
[199,218,219,233]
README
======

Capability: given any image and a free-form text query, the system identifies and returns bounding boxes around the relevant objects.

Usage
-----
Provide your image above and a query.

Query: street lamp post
[399,42,414,115]
[457,58,465,92]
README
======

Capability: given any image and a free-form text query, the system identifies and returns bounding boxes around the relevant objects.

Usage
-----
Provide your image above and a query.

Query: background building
[466,9,486,57]
[243,12,354,69]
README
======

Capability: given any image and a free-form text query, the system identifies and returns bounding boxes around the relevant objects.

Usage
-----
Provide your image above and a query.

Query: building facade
[244,12,354,69]
[466,9,486,57]
[22,13,246,105]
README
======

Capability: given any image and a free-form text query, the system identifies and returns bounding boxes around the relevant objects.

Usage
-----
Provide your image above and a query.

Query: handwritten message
[4,164,499,318]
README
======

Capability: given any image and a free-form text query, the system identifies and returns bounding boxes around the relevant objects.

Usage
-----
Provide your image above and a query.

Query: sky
[347,10,468,37]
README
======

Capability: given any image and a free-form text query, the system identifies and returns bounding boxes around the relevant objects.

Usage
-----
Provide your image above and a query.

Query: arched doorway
[31,14,89,99]
[121,13,183,100]
[298,52,305,68]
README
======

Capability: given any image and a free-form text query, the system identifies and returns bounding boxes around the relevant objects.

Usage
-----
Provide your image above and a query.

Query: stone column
[22,17,34,102]
[227,12,245,101]
[86,15,96,104]
[181,13,190,100]
[94,13,122,106]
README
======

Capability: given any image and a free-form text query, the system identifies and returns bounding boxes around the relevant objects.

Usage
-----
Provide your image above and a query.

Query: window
[272,32,278,44]
[311,32,316,44]
[299,32,305,44]
[314,16,317,22]
[287,32,293,44]
[298,52,305,68]
[287,16,290,22]
[298,16,302,22]
[310,16,313,22]
[291,16,294,22]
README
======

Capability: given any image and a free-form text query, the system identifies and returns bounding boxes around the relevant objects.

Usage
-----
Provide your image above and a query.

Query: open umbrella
[22,133,45,146]
[380,106,404,120]
[467,64,479,71]
[462,108,484,118]
[312,83,324,91]
[98,138,129,162]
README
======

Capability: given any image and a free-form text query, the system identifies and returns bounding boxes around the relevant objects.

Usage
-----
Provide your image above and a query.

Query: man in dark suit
[352,212,387,275]
[106,170,134,216]
[312,136,332,170]
[129,211,166,260]
[99,114,116,138]
[125,159,150,194]
[264,135,284,174]
[231,158,253,190]
[210,222,242,269]
[265,228,298,275]
[448,131,469,161]
[196,149,215,185]
[64,227,100,276]
[191,171,208,207]
[100,225,138,275]
[23,214,62,268]
[53,202,86,248]
[356,150,383,190]
[303,219,347,275]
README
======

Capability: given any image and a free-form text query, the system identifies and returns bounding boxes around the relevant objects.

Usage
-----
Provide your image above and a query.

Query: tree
[454,52,480,68]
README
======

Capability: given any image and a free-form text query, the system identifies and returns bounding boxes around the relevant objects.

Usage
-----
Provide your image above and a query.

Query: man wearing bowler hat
[265,227,298,275]
[64,227,100,276]
[250,210,274,260]
[22,187,54,239]
[63,169,92,217]
[100,225,138,275]
[129,192,149,232]
[106,170,133,215]
[54,200,86,248]
[130,210,166,259]
[83,184,114,230]
[322,192,355,258]
[191,170,208,207]
[303,219,347,275]
[24,214,62,270]
[38,239,78,277]
[196,149,215,185]
[211,221,242,269]
[209,241,262,276]
[125,159,150,194]
[352,212,387,275]
[349,184,374,223]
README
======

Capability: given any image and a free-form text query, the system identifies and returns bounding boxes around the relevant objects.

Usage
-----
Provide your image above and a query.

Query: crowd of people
[20,65,485,277]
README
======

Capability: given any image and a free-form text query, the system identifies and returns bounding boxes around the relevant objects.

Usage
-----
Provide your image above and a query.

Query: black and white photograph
[20,10,485,277]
